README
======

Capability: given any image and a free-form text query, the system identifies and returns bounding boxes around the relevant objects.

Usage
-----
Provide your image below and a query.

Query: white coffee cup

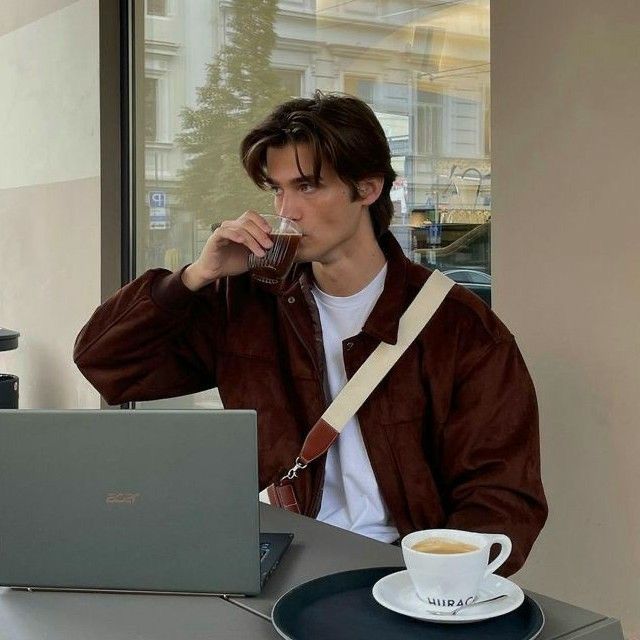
[401,529,512,614]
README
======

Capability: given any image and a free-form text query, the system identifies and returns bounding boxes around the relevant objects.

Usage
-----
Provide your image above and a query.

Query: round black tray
[272,567,544,640]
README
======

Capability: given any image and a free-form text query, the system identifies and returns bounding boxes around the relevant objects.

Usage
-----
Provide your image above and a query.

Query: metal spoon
[451,594,508,615]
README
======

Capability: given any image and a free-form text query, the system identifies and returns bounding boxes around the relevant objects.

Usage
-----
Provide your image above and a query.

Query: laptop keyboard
[259,541,271,561]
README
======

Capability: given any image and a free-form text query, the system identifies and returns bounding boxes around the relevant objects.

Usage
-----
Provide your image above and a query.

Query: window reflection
[143,78,158,142]
[146,0,167,17]
[137,0,491,407]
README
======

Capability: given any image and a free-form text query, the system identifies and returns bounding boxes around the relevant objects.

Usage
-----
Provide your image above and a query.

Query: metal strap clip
[281,457,308,481]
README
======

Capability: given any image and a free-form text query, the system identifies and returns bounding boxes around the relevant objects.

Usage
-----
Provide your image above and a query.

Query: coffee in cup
[401,529,512,614]
[411,537,479,555]
[247,214,301,284]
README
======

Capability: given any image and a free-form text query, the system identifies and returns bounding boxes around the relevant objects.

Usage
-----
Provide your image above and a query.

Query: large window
[134,0,491,408]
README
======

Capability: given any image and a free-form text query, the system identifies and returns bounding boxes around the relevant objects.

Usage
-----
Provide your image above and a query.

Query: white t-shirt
[311,264,400,543]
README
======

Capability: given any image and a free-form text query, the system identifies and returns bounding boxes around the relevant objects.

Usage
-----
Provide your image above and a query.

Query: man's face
[264,143,375,265]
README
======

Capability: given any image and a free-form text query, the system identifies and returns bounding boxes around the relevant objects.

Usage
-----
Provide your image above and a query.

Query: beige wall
[0,0,101,409]
[492,1,640,637]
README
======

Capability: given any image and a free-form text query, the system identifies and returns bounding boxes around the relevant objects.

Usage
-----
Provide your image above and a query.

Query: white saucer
[372,570,525,624]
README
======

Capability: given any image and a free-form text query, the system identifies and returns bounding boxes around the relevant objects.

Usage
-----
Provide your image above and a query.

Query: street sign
[148,191,169,229]
[150,207,170,230]
[149,190,167,208]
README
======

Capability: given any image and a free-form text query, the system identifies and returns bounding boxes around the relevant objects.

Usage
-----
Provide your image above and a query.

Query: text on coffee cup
[427,596,475,607]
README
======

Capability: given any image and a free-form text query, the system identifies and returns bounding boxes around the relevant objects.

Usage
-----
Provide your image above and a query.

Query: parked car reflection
[442,268,492,307]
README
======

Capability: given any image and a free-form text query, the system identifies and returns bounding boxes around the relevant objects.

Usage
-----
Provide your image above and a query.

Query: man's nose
[277,192,300,221]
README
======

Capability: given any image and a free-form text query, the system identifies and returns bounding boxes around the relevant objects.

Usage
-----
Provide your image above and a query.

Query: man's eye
[300,183,315,193]
[270,186,283,196]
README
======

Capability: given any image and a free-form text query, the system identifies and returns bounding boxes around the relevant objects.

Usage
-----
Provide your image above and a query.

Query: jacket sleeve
[74,267,220,405]
[438,335,548,576]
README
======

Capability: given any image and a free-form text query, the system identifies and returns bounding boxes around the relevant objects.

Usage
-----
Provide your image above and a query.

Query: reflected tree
[177,0,291,226]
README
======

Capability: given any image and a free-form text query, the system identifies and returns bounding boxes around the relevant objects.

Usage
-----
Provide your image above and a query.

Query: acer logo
[106,492,140,505]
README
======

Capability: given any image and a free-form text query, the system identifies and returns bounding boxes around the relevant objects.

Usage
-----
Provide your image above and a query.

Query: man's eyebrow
[264,174,321,186]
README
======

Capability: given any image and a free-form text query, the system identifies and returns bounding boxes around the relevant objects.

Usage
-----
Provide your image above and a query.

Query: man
[75,92,547,575]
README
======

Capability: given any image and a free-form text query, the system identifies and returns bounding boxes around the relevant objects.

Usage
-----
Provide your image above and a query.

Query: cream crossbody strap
[320,269,454,434]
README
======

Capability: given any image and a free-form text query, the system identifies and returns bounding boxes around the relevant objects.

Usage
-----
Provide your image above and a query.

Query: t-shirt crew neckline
[311,263,388,308]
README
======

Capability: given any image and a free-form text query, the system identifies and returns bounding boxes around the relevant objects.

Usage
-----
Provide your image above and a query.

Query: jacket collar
[361,232,409,346]
[278,231,410,346]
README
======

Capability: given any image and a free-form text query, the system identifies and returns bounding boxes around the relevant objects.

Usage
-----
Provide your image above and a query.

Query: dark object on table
[272,566,544,640]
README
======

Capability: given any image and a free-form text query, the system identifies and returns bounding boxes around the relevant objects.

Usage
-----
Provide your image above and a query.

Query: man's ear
[356,177,384,205]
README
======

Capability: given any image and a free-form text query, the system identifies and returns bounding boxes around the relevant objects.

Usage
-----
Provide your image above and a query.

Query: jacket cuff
[150,265,195,312]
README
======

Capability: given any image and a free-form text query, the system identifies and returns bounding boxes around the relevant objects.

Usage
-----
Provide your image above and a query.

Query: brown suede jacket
[74,232,547,575]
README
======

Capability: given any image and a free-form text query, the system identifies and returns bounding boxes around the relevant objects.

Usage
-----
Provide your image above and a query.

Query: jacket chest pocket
[374,345,429,426]
[221,311,280,362]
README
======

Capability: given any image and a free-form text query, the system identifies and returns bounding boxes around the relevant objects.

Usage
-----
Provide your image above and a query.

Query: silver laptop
[0,410,292,596]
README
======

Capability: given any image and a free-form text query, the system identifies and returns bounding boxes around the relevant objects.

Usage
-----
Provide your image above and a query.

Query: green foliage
[176,0,292,224]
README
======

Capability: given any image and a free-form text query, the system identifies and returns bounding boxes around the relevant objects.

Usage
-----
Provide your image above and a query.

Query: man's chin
[295,249,309,258]
[295,239,329,265]
[294,245,311,263]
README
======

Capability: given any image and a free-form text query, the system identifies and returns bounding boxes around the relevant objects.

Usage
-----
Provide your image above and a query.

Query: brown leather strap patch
[265,482,302,514]
[274,482,301,513]
[299,418,340,464]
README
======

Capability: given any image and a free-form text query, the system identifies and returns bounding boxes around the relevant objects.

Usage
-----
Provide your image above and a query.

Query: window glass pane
[136,0,491,408]
[143,78,157,141]
[274,68,304,98]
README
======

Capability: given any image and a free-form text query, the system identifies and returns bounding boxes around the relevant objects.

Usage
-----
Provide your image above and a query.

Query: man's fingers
[218,217,273,254]
[242,218,273,249]
[240,210,273,234]
[217,224,268,257]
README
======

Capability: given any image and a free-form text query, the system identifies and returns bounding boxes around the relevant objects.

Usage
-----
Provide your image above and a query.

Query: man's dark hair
[240,91,397,237]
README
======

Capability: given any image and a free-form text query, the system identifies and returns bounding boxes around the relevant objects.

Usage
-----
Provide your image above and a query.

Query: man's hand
[182,211,274,291]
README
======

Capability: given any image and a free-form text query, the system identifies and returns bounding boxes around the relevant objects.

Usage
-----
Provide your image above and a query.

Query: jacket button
[345,342,354,351]
[287,296,295,304]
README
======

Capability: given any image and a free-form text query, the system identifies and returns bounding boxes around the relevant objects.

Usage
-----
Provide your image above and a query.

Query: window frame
[99,0,137,408]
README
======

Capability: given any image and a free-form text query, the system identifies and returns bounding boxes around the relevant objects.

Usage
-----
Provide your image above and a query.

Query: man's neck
[311,241,386,297]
